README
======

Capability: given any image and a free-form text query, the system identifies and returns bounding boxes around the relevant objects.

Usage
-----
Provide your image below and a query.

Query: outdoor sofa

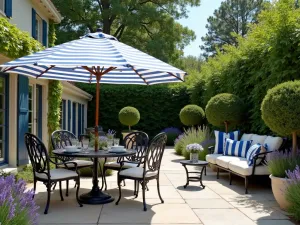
[206,133,284,194]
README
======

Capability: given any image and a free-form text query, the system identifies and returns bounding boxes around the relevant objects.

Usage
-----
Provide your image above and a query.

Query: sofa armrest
[251,150,273,176]
[208,146,214,154]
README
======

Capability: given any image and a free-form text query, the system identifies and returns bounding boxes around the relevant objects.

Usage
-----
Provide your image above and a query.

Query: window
[28,84,43,138]
[0,0,4,13]
[35,15,43,43]
[60,100,66,130]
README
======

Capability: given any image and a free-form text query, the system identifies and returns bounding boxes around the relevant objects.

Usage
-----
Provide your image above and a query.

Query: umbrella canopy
[1,32,186,85]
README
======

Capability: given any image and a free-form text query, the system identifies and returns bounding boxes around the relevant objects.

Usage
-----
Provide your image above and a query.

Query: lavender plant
[268,150,300,178]
[0,175,39,225]
[285,166,300,221]
[106,129,116,140]
[161,127,182,146]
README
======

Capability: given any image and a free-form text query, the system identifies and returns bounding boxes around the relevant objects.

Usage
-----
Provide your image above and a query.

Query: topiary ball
[261,81,300,137]
[119,106,140,127]
[179,105,205,126]
[205,93,244,127]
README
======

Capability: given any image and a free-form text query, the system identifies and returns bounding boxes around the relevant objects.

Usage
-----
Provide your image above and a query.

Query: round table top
[180,160,208,166]
[53,148,136,158]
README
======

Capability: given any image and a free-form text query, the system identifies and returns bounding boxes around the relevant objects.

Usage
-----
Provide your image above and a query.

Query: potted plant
[118,106,140,139]
[186,143,204,163]
[205,93,245,133]
[268,151,300,210]
[285,166,300,221]
[179,105,205,127]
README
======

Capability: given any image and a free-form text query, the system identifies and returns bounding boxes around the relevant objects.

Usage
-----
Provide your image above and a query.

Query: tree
[200,0,264,56]
[52,0,200,63]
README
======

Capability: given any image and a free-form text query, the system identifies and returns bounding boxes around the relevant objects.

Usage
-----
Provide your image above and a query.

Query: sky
[178,0,223,57]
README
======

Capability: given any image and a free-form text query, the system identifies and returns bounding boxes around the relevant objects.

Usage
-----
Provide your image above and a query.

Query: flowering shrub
[186,143,204,153]
[106,129,116,139]
[286,166,300,221]
[161,127,182,146]
[268,150,300,178]
[174,134,185,155]
[0,175,39,225]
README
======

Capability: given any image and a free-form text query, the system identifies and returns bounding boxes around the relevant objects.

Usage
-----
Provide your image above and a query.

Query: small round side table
[180,160,208,189]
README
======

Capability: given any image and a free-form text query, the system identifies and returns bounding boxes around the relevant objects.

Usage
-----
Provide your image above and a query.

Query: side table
[180,160,208,189]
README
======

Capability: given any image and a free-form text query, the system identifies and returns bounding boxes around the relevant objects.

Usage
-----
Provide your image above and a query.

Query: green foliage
[0,18,43,59]
[205,93,245,129]
[48,80,63,151]
[286,183,300,221]
[268,155,300,178]
[179,104,205,126]
[175,135,185,155]
[191,0,300,135]
[180,126,212,160]
[261,81,300,137]
[76,83,190,138]
[119,106,140,129]
[52,0,199,64]
[48,20,57,47]
[200,0,264,56]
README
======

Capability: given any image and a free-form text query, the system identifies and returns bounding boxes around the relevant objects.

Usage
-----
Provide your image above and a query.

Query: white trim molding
[62,81,93,101]
[32,0,62,23]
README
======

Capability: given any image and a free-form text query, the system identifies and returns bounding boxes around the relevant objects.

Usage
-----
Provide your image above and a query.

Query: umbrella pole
[95,74,101,151]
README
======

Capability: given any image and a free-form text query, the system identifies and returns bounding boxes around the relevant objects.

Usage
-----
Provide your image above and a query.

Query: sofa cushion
[250,134,267,146]
[214,130,240,154]
[241,133,253,141]
[263,136,283,151]
[224,139,252,158]
[215,156,244,169]
[206,154,222,164]
[228,159,269,176]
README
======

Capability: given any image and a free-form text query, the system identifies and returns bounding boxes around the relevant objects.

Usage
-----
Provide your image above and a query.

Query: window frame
[0,73,9,165]
[35,14,43,43]
[0,0,5,15]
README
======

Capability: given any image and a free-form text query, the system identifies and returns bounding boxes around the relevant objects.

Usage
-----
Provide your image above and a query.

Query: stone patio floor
[31,147,297,225]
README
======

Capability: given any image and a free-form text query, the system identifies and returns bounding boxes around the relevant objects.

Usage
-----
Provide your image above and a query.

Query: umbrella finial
[97,28,103,32]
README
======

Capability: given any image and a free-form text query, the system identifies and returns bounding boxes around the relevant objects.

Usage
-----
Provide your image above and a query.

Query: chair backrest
[123,131,149,162]
[144,132,167,172]
[51,130,77,150]
[24,133,50,175]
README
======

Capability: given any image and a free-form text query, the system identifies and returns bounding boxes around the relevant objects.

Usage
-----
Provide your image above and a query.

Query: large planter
[269,175,291,210]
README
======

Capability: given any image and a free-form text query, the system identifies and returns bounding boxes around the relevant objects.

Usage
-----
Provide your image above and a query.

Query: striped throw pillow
[224,139,252,158]
[214,130,240,154]
[246,144,267,166]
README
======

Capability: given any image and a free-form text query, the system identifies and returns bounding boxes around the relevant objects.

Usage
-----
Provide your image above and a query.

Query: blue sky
[178,0,223,57]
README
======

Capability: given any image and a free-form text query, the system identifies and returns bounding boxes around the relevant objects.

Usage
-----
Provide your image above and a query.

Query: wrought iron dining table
[53,149,136,205]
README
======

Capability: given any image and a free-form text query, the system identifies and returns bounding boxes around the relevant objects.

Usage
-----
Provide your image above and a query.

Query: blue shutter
[17,75,29,166]
[62,100,66,130]
[77,104,82,136]
[72,102,76,135]
[36,84,43,139]
[32,8,36,39]
[42,20,47,47]
[67,100,71,131]
[82,104,85,134]
[4,0,12,18]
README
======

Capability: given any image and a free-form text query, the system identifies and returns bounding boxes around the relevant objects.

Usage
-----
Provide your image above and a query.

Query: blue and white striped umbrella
[0,32,187,85]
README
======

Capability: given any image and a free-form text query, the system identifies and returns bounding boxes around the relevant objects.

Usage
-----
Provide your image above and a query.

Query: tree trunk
[224,121,229,133]
[292,131,297,155]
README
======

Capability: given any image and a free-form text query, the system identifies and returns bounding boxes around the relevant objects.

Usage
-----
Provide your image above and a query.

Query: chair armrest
[49,157,79,172]
[208,146,214,154]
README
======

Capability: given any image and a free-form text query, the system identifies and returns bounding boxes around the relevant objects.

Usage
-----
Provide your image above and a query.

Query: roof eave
[40,0,62,23]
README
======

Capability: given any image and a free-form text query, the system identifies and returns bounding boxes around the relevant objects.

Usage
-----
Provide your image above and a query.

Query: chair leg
[66,180,69,197]
[115,177,122,205]
[123,180,126,187]
[59,181,64,201]
[135,181,140,198]
[217,167,220,179]
[33,179,37,199]
[245,177,249,194]
[102,167,108,191]
[142,181,147,211]
[229,172,232,185]
[204,166,207,176]
[52,182,57,191]
[76,178,83,207]
[157,178,164,203]
[44,182,51,214]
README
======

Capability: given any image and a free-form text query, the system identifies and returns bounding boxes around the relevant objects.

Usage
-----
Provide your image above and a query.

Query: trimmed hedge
[179,104,205,126]
[77,84,190,138]
[119,106,140,129]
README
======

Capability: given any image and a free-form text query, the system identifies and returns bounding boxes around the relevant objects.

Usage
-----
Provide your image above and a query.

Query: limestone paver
[193,209,256,225]
[238,207,289,220]
[186,198,234,209]
[254,220,296,225]
[176,186,221,199]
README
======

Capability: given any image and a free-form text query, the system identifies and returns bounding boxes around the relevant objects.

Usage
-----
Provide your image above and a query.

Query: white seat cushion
[228,159,270,176]
[263,136,283,151]
[250,134,267,146]
[119,167,158,178]
[206,154,222,164]
[105,161,138,168]
[241,133,253,141]
[58,160,93,168]
[215,156,244,169]
[35,169,78,180]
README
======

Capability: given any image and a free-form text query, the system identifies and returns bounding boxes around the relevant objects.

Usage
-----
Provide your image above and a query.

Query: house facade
[0,0,92,168]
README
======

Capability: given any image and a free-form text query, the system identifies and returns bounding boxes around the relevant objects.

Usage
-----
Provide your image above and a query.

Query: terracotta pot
[269,175,291,210]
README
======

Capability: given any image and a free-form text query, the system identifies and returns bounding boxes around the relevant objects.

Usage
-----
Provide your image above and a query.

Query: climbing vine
[48,20,56,48]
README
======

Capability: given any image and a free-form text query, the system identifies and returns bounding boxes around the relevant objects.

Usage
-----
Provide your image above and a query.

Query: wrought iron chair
[51,130,93,196]
[115,132,167,211]
[24,133,82,214]
[102,131,149,193]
